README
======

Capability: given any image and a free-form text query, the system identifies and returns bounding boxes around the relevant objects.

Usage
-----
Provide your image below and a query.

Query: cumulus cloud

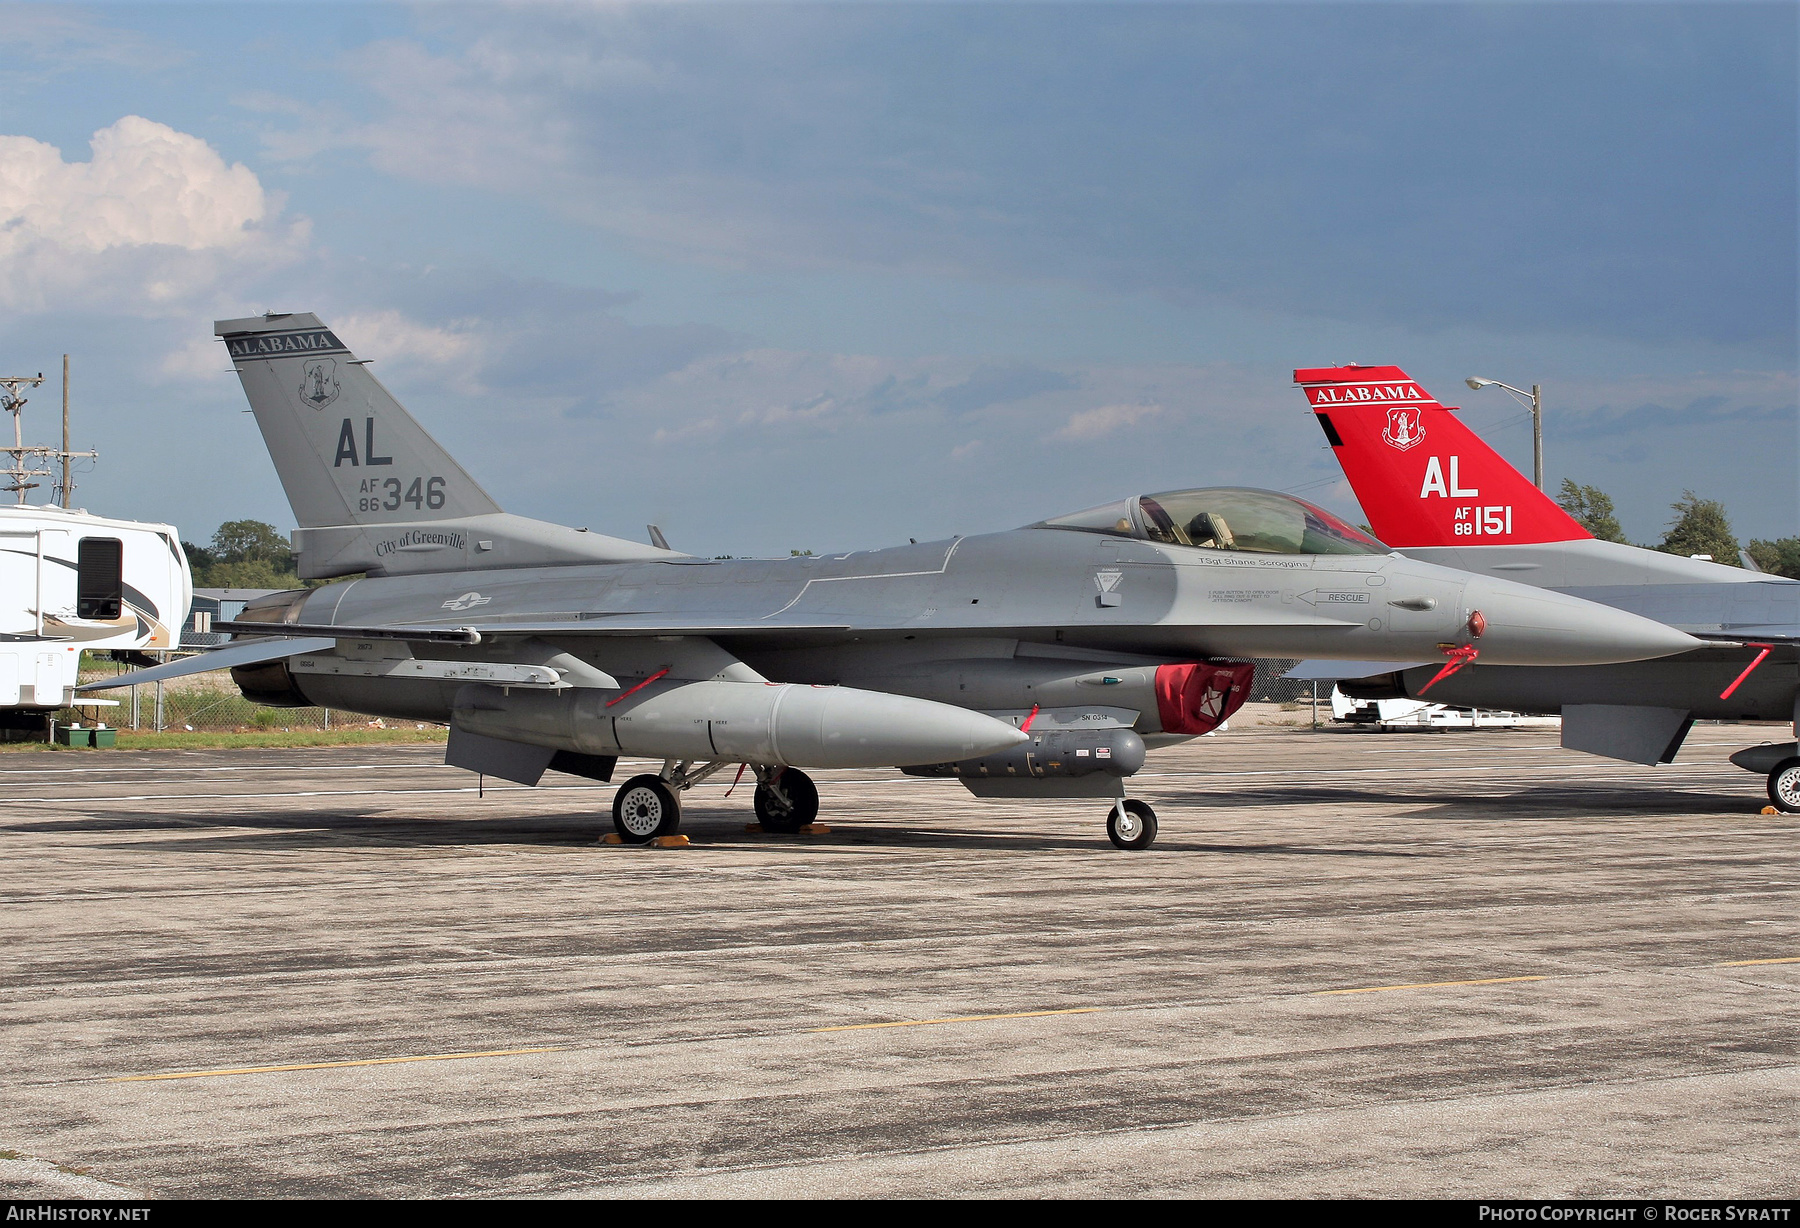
[0,116,306,313]
[1053,403,1166,441]
[334,309,482,373]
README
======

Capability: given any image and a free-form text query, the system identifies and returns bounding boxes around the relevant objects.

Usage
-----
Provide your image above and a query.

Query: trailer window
[77,537,124,620]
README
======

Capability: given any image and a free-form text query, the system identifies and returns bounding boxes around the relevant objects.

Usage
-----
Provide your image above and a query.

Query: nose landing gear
[1106,798,1158,850]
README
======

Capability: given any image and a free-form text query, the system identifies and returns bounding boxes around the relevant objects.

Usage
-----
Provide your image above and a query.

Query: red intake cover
[1293,364,1588,549]
[1154,662,1255,735]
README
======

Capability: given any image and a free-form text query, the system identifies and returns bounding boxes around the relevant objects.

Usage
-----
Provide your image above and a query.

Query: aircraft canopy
[1033,487,1387,557]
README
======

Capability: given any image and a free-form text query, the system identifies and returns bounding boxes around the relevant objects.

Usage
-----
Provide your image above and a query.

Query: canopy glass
[1033,487,1387,556]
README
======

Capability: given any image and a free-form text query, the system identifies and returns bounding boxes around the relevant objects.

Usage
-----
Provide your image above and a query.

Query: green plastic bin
[91,728,117,748]
[53,725,93,747]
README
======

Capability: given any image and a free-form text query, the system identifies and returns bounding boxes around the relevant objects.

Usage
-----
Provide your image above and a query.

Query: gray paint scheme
[1393,543,1800,770]
[93,313,1710,809]
[1560,704,1694,766]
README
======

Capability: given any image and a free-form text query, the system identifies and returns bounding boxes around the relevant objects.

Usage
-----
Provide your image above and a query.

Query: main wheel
[612,774,681,844]
[1107,798,1158,850]
[753,768,820,833]
[1768,758,1800,814]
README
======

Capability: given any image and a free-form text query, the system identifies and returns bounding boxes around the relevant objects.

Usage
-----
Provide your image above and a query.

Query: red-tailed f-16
[86,317,1702,848]
[1294,363,1800,811]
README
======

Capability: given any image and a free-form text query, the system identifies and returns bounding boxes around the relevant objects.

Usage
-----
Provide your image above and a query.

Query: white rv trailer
[0,504,191,734]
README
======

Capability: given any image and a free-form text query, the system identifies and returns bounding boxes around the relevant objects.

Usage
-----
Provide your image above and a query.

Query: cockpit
[1030,487,1388,556]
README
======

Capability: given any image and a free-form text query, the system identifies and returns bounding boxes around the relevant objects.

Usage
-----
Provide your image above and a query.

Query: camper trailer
[0,504,190,737]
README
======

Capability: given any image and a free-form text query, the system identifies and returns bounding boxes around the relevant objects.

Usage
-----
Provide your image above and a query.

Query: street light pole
[1465,376,1544,491]
[1530,383,1542,491]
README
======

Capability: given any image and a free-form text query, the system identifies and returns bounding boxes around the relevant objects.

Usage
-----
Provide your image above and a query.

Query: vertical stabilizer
[216,313,678,578]
[1296,364,1588,548]
[217,313,501,529]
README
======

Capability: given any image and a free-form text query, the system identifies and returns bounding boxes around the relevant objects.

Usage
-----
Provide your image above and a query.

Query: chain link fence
[1250,658,1311,705]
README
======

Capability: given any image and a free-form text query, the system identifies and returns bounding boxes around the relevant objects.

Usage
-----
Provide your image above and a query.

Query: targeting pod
[902,727,1147,782]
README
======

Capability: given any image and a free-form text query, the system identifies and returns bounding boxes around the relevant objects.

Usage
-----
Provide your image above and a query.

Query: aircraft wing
[76,636,337,691]
[1689,627,1800,644]
[1558,584,1800,644]
[214,618,859,641]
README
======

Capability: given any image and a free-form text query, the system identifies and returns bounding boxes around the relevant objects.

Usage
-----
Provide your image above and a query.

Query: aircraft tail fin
[216,313,501,529]
[1294,364,1588,548]
[217,313,678,578]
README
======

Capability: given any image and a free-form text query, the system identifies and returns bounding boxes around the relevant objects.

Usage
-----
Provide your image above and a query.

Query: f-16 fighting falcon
[1293,364,1800,811]
[89,316,1700,849]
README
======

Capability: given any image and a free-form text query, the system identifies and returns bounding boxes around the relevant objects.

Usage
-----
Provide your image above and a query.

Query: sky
[0,1,1793,556]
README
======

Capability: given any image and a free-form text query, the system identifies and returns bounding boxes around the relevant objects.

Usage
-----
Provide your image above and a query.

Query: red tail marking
[605,667,670,707]
[1294,364,1588,549]
[1719,644,1773,701]
[1416,644,1480,696]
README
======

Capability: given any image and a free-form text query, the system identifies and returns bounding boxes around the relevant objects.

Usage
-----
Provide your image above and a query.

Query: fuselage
[1385,540,1800,724]
[241,520,1698,733]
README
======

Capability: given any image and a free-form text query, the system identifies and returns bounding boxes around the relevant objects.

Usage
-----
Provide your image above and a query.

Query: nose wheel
[612,774,682,843]
[1768,758,1800,814]
[754,767,820,833]
[1107,798,1158,850]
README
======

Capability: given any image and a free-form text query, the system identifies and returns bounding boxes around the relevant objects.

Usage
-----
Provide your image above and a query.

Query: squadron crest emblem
[299,359,340,411]
[1381,405,1425,451]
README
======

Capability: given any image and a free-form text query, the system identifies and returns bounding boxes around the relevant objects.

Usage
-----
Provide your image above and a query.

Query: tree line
[1557,482,1800,578]
[184,497,1799,593]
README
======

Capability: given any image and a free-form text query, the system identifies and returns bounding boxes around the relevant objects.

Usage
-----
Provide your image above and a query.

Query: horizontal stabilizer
[1561,703,1693,765]
[444,727,621,786]
[77,637,336,691]
[445,726,556,786]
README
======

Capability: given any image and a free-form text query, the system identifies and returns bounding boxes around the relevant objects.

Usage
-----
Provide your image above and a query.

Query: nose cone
[1464,575,1703,665]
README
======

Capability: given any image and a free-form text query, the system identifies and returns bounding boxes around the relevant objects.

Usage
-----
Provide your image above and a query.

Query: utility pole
[1,372,47,504]
[61,354,71,507]
[2,361,95,506]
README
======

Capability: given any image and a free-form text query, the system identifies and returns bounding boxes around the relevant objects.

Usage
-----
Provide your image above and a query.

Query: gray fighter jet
[87,316,1700,849]
[1294,363,1800,810]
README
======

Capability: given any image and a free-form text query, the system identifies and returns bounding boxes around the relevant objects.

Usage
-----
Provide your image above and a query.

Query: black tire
[1768,758,1800,814]
[753,768,820,833]
[1107,798,1158,850]
[612,775,681,843]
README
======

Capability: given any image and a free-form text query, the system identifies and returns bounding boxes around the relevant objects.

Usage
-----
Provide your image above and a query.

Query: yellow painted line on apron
[1717,956,1800,967]
[810,1008,1103,1033]
[1314,975,1547,996]
[113,1046,564,1082]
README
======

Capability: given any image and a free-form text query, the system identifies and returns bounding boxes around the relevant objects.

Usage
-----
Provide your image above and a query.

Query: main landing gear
[1106,798,1159,850]
[611,774,682,843]
[607,760,824,843]
[753,766,819,833]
